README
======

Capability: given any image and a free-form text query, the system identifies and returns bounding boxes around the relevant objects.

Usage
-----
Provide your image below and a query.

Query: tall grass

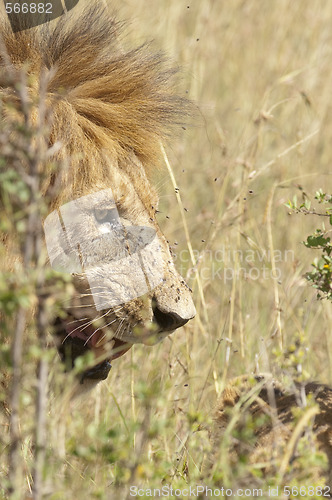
[1,0,332,497]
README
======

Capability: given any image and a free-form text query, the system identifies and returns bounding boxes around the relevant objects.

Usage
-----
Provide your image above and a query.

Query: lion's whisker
[83,317,118,346]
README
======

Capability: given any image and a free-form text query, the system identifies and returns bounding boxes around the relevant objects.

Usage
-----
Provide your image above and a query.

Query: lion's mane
[0,2,187,202]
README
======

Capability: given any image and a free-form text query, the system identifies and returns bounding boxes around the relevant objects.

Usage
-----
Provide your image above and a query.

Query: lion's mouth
[54,317,132,383]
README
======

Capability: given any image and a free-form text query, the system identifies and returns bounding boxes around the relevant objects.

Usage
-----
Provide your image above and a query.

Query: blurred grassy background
[88,0,332,494]
[112,0,332,400]
[3,0,332,496]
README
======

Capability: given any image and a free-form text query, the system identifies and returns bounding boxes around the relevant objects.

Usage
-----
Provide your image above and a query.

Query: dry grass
[2,0,332,498]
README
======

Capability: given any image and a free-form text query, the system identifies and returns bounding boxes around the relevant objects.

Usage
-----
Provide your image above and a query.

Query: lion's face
[46,156,196,384]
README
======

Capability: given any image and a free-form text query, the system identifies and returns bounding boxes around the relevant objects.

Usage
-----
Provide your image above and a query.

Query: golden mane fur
[0,2,187,201]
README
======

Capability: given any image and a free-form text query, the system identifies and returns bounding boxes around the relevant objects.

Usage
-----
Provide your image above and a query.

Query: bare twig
[8,306,27,496]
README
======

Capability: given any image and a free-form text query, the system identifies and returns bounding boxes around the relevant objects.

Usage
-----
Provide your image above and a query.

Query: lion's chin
[54,316,132,383]
[79,338,132,383]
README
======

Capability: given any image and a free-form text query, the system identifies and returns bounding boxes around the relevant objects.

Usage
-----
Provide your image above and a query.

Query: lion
[0,2,196,386]
[210,374,332,489]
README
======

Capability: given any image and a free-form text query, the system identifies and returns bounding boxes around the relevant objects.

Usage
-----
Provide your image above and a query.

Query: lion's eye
[94,208,119,225]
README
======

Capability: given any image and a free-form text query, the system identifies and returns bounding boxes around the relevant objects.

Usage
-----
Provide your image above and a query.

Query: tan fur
[0,2,195,383]
[212,374,332,487]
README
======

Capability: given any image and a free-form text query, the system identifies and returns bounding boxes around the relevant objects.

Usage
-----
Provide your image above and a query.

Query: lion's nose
[152,301,195,331]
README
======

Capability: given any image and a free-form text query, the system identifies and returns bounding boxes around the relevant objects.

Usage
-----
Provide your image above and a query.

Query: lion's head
[0,3,196,384]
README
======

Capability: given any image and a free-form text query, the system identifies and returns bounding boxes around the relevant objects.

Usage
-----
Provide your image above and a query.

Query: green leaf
[306,235,330,247]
